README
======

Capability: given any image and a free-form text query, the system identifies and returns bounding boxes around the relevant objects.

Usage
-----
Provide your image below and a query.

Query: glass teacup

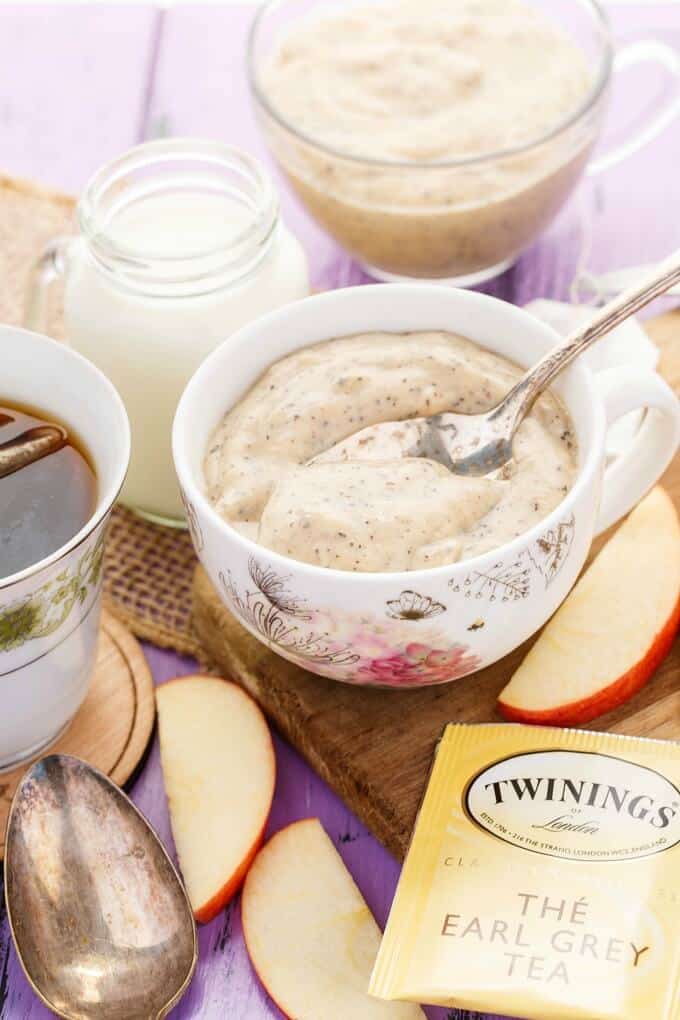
[248,0,680,284]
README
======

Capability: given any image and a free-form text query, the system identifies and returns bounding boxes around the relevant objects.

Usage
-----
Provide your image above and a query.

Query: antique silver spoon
[0,424,68,479]
[4,754,197,1020]
[314,253,680,476]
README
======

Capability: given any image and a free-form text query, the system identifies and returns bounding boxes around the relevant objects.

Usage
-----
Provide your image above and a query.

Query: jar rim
[248,0,613,170]
[77,138,280,296]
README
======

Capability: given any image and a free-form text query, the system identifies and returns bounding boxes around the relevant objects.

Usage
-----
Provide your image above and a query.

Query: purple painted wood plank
[0,5,159,192]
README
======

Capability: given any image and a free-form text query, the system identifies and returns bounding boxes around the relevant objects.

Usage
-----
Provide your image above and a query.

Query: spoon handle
[0,425,68,479]
[496,249,680,432]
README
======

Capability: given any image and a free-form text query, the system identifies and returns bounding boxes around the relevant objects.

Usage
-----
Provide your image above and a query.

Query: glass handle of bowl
[24,236,73,339]
[594,365,680,535]
[587,40,680,175]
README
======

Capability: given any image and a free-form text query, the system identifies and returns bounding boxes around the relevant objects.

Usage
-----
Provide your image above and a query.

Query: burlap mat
[1,175,203,659]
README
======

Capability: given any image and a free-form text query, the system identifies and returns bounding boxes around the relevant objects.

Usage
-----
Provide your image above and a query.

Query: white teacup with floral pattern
[1,327,129,767]
[173,286,679,688]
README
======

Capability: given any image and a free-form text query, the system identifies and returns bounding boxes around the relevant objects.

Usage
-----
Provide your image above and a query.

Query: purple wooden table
[0,5,678,1018]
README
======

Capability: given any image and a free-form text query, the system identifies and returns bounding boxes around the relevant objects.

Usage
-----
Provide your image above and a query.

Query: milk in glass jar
[27,138,309,525]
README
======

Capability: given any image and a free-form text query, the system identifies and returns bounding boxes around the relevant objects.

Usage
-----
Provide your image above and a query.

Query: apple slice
[156,675,275,923]
[499,486,680,726]
[242,819,425,1019]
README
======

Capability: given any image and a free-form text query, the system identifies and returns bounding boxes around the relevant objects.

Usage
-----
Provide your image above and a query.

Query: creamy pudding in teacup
[204,331,578,571]
[176,284,679,686]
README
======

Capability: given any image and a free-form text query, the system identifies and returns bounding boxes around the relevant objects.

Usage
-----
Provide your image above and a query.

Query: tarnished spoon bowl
[4,755,197,1020]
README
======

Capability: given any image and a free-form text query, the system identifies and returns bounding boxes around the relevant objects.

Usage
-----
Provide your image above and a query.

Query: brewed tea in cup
[1,402,96,577]
[1,327,129,770]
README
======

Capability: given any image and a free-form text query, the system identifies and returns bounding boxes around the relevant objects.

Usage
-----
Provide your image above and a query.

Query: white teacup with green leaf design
[174,285,679,688]
[1,327,129,769]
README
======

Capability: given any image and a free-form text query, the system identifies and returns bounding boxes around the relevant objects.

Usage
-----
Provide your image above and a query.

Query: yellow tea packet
[370,723,680,1019]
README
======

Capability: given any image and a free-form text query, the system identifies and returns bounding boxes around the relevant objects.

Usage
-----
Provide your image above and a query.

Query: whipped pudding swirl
[264,0,592,171]
[204,332,578,573]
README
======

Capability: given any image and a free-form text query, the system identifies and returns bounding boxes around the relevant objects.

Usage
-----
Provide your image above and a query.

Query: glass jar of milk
[26,138,310,526]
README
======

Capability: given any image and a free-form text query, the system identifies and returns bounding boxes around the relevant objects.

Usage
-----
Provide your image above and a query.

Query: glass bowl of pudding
[248,0,675,284]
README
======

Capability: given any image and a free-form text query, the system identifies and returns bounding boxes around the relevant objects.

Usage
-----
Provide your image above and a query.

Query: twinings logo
[464,750,680,861]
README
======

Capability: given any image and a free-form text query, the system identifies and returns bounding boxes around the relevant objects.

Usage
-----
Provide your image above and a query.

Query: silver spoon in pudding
[313,253,680,476]
[4,754,197,1020]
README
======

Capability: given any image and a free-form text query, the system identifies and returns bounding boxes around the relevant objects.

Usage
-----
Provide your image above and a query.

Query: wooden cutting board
[192,312,680,861]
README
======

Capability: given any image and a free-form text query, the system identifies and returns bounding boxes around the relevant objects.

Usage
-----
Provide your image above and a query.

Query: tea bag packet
[370,724,680,1019]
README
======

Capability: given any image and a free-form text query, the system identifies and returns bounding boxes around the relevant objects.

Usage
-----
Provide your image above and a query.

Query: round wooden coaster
[0,609,155,858]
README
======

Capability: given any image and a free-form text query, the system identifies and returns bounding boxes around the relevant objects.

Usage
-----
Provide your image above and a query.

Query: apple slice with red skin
[156,674,275,923]
[498,487,680,726]
[242,818,426,1020]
